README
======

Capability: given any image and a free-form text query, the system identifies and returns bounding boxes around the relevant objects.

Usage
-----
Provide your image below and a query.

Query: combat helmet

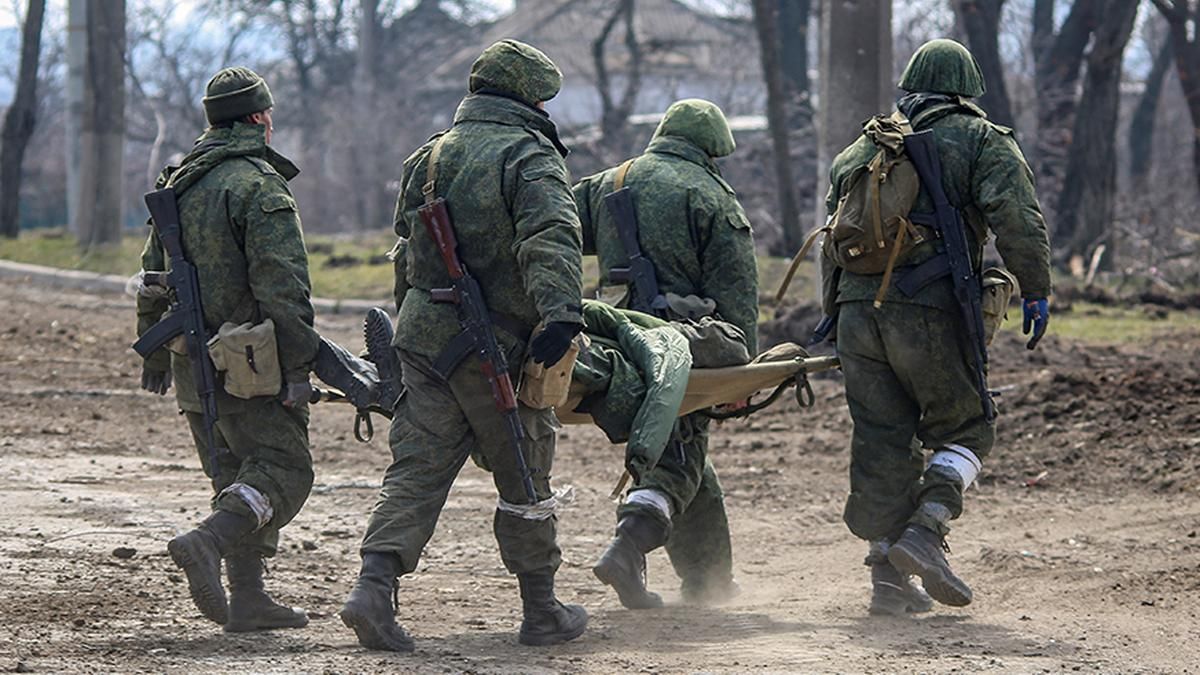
[898,39,986,98]
[469,39,563,106]
[652,99,736,158]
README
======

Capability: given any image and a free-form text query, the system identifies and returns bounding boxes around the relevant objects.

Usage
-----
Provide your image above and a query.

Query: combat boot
[167,509,255,625]
[339,552,414,652]
[681,578,741,606]
[516,571,588,646]
[887,524,973,607]
[592,514,668,609]
[224,553,309,632]
[866,542,933,616]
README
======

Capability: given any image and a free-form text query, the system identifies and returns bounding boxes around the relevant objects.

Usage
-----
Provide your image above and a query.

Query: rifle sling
[431,310,533,381]
[613,158,635,191]
[422,134,449,206]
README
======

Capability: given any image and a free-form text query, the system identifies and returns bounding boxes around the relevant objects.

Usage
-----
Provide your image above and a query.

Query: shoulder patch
[260,192,298,214]
[989,122,1014,136]
[725,204,752,232]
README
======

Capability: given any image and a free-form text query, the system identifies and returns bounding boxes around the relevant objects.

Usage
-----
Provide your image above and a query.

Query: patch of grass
[0,229,145,276]
[996,300,1198,344]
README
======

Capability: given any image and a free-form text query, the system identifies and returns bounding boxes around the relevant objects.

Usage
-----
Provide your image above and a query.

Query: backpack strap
[613,157,636,191]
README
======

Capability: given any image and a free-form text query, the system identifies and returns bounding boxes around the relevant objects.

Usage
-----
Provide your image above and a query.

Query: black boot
[517,571,588,646]
[887,525,973,607]
[224,554,309,632]
[167,509,255,625]
[339,552,414,652]
[592,514,668,609]
[866,543,933,616]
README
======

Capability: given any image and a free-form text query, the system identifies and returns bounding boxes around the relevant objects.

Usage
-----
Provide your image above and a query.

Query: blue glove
[1022,298,1049,350]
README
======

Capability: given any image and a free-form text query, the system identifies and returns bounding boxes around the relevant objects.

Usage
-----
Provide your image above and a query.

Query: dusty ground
[0,281,1198,674]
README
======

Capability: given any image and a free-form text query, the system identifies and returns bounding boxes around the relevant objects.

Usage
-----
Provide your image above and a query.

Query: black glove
[281,380,314,408]
[529,322,583,367]
[140,367,172,396]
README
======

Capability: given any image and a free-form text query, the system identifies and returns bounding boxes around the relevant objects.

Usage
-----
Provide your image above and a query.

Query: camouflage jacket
[574,136,759,355]
[393,93,584,358]
[827,96,1052,308]
[136,123,320,413]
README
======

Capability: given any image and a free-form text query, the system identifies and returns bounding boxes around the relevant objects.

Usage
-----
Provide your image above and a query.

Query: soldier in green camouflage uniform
[135,67,320,632]
[825,39,1052,613]
[339,40,588,651]
[573,99,758,608]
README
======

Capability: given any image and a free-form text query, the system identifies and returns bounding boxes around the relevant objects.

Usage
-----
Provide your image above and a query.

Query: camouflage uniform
[574,99,757,604]
[340,40,587,651]
[136,67,319,631]
[826,39,1051,609]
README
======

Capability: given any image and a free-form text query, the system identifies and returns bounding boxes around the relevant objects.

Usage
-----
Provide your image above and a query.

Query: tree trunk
[0,0,47,239]
[753,0,802,253]
[66,0,87,236]
[778,0,813,127]
[954,0,1014,128]
[80,0,126,248]
[1128,34,1174,185]
[1055,0,1140,266]
[353,0,383,230]
[1153,0,1200,196]
[1032,0,1099,230]
[592,0,640,156]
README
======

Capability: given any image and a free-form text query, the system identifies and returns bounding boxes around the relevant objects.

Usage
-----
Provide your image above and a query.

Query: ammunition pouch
[519,332,586,410]
[980,267,1018,347]
[207,319,282,399]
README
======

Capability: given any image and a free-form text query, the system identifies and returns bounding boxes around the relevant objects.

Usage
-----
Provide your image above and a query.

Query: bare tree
[1129,31,1175,185]
[1055,0,1140,266]
[592,0,641,153]
[1152,0,1200,194]
[953,0,1015,127]
[752,0,802,252]
[0,0,47,239]
[78,0,126,248]
[1031,0,1098,226]
[778,0,812,126]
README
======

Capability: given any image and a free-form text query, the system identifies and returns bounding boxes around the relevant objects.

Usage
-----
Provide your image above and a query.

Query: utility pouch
[980,267,1018,347]
[519,332,586,410]
[207,319,282,399]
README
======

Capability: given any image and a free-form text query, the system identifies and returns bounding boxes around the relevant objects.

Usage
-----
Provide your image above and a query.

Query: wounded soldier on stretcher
[312,300,838,476]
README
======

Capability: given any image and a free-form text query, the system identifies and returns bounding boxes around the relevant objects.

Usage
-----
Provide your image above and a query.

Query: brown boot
[517,571,588,646]
[224,554,308,632]
[167,510,255,625]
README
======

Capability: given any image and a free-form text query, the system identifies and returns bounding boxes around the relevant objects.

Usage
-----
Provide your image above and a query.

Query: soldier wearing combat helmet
[135,66,320,633]
[824,39,1051,614]
[338,39,587,651]
[573,99,757,609]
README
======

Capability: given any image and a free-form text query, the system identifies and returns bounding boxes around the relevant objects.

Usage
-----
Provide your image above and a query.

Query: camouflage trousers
[836,300,995,543]
[185,397,314,557]
[619,413,734,595]
[360,349,563,576]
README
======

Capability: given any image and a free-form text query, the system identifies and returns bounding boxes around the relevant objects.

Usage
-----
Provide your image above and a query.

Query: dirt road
[0,282,1197,673]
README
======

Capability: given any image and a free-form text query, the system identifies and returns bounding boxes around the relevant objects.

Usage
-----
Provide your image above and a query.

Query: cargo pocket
[207,319,282,399]
[981,267,1019,347]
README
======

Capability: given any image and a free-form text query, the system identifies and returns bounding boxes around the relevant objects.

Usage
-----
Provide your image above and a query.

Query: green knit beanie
[469,39,562,105]
[652,99,736,158]
[898,39,986,98]
[203,66,274,125]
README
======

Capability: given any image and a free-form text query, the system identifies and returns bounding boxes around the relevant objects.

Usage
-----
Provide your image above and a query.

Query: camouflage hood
[161,123,298,196]
[468,39,563,106]
[651,99,736,158]
[899,39,986,98]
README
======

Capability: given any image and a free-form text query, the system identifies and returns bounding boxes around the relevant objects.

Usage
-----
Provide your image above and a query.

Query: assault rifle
[419,195,538,502]
[903,130,994,423]
[132,188,226,474]
[604,187,670,318]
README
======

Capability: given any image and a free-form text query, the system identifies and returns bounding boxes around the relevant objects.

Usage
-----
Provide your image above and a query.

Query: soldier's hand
[140,367,172,395]
[281,380,314,408]
[1022,297,1049,350]
[529,322,583,367]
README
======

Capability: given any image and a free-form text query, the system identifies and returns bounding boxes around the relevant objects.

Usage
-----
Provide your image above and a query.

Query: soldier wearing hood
[573,99,758,609]
[825,39,1051,614]
[338,40,587,651]
[135,67,320,633]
